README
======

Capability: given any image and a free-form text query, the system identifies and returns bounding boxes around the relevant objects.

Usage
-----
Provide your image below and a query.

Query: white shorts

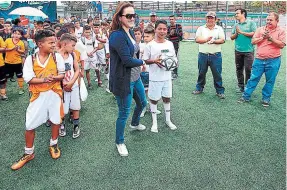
[26,90,63,130]
[84,55,98,70]
[148,80,172,101]
[64,86,81,114]
[96,49,106,65]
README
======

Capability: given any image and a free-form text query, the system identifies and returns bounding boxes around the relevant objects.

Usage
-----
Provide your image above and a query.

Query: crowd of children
[3,13,179,170]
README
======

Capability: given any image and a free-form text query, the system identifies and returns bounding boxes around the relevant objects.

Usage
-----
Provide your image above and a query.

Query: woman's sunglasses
[121,14,137,19]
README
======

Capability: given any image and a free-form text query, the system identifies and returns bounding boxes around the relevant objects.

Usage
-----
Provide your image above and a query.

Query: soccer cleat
[216,93,225,99]
[192,90,203,95]
[18,89,24,95]
[59,124,66,137]
[150,124,158,133]
[11,153,35,170]
[116,144,128,157]
[49,144,61,159]
[72,125,80,139]
[166,121,177,130]
[237,97,250,103]
[262,100,270,107]
[10,78,16,82]
[0,94,8,101]
[130,124,146,131]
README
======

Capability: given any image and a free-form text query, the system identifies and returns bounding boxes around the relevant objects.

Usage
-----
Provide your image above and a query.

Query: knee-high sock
[163,103,171,122]
[150,103,157,126]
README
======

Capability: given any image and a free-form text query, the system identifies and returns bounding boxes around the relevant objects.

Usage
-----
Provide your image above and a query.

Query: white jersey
[75,27,83,39]
[81,36,98,54]
[63,54,78,88]
[142,40,175,81]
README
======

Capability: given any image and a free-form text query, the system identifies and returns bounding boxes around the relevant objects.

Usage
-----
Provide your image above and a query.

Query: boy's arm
[53,53,66,81]
[16,42,25,54]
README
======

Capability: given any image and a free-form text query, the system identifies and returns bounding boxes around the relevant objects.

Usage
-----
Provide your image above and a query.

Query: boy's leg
[70,86,81,138]
[48,91,64,159]
[11,92,50,171]
[86,70,91,88]
[0,65,7,100]
[162,80,176,130]
[95,69,102,87]
[11,129,36,170]
[15,64,24,95]
[148,81,163,133]
[49,123,61,159]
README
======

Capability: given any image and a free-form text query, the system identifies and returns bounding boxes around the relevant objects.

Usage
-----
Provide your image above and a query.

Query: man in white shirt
[192,11,226,99]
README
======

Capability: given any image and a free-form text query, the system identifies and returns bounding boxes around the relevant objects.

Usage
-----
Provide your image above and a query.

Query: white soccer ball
[160,53,178,71]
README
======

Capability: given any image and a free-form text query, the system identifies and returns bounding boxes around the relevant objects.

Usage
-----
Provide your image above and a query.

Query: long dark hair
[110,1,134,32]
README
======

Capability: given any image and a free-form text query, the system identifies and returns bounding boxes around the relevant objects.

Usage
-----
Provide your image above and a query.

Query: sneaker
[237,97,250,103]
[0,94,8,101]
[11,153,35,170]
[18,89,24,95]
[95,78,98,82]
[216,93,225,99]
[10,78,16,82]
[166,121,177,130]
[262,100,270,107]
[150,124,158,133]
[192,90,203,95]
[140,107,147,117]
[156,110,161,114]
[130,124,146,131]
[72,125,80,138]
[116,144,128,157]
[106,88,111,93]
[49,144,61,159]
[59,124,66,137]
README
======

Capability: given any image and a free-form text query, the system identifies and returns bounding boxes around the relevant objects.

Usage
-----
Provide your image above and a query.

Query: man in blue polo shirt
[231,8,257,93]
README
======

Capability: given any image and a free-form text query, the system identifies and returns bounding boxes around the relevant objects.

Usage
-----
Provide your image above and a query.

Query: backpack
[81,36,96,47]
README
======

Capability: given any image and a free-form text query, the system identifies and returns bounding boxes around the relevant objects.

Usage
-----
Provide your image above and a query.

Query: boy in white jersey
[74,20,83,40]
[143,20,177,133]
[139,26,161,117]
[92,22,106,86]
[81,25,99,89]
[58,34,81,138]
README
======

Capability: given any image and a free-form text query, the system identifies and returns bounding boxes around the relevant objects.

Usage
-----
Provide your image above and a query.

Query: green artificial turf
[0,41,285,190]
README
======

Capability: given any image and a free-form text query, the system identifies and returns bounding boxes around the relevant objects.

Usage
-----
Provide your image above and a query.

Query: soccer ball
[160,53,178,71]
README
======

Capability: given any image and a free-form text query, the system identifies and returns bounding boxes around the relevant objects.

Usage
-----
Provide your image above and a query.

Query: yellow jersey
[0,37,5,67]
[4,38,25,64]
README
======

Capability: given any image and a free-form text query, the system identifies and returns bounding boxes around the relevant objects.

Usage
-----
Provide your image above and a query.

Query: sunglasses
[121,14,137,19]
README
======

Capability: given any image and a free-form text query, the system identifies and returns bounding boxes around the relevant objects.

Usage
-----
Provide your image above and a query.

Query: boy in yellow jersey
[11,30,65,170]
[57,34,81,138]
[4,28,25,94]
[0,36,7,100]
